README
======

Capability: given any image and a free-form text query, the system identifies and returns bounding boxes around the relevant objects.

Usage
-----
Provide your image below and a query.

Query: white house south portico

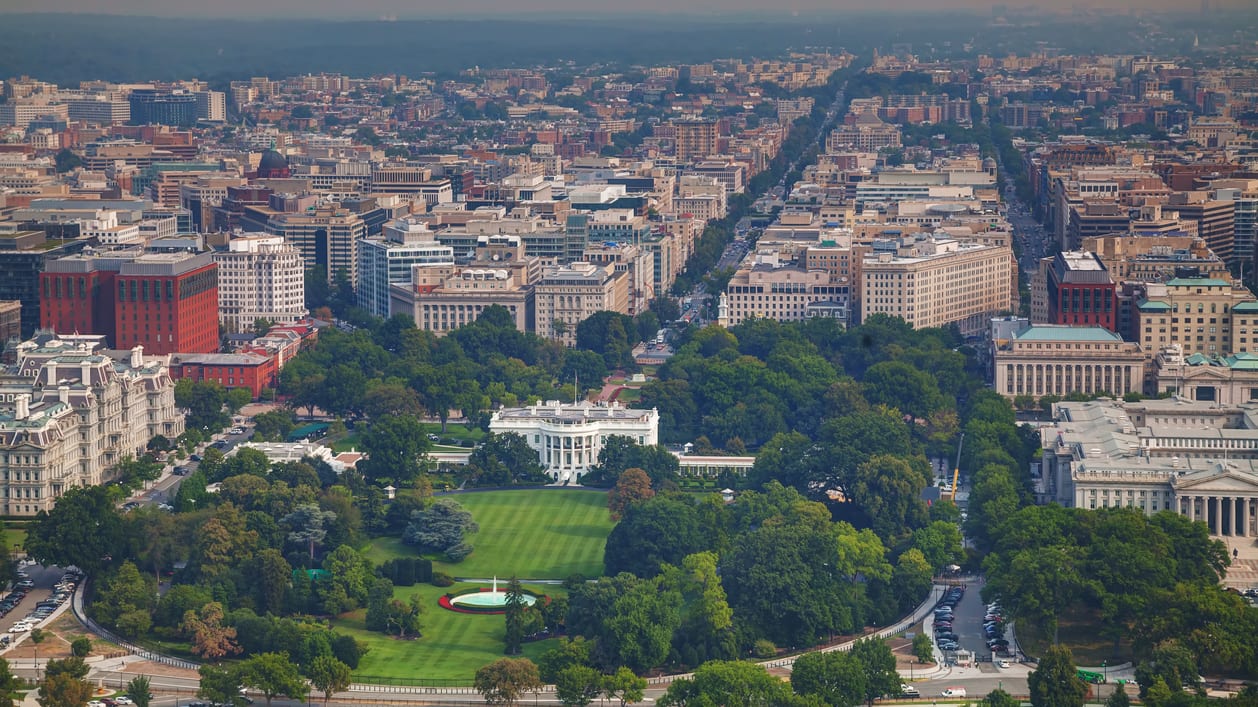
[488,400,659,483]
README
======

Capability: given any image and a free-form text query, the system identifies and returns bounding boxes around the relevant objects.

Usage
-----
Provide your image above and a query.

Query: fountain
[445,576,539,612]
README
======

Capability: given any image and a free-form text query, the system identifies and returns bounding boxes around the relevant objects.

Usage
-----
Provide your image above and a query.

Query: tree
[602,667,646,707]
[0,658,21,707]
[403,499,478,557]
[226,387,253,413]
[791,651,867,707]
[198,664,246,707]
[554,665,603,707]
[474,658,543,707]
[503,576,527,655]
[37,672,92,707]
[607,468,654,520]
[1028,645,1087,707]
[54,149,83,174]
[306,655,352,706]
[70,637,91,658]
[126,676,153,707]
[850,638,899,707]
[90,561,155,639]
[383,595,424,638]
[26,485,124,575]
[1106,686,1132,707]
[281,503,338,560]
[237,652,308,707]
[42,657,88,680]
[358,414,431,483]
[538,637,592,684]
[912,632,934,664]
[182,602,240,660]
[253,549,291,616]
[980,688,1021,707]
[660,660,807,707]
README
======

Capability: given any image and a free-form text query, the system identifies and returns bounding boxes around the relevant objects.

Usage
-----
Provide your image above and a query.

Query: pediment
[1173,469,1258,493]
[1183,367,1233,381]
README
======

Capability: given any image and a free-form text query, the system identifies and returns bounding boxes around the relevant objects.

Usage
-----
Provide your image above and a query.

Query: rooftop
[1013,325,1123,342]
[1166,277,1230,288]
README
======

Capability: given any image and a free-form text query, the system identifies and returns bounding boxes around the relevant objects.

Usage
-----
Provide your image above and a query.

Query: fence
[71,579,200,671]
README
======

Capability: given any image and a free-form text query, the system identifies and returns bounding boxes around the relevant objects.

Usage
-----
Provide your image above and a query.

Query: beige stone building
[0,336,183,516]
[860,236,1015,337]
[1154,347,1258,405]
[534,262,629,346]
[718,253,851,328]
[388,236,539,336]
[582,243,654,317]
[1135,275,1258,361]
[993,324,1145,399]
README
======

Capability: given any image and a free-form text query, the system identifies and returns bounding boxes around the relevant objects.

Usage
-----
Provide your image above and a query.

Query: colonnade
[1180,494,1255,537]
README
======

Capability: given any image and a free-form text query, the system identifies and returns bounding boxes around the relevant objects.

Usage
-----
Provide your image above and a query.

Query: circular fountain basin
[449,590,538,610]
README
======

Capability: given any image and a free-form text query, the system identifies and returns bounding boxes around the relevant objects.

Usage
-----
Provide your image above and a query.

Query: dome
[257,149,290,178]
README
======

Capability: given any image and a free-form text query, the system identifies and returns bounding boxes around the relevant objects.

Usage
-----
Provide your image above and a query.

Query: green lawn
[365,490,614,580]
[422,423,485,443]
[332,582,560,681]
[5,527,25,554]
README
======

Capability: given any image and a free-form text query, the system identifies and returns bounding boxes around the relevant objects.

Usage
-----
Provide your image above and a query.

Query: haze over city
[0,0,1247,17]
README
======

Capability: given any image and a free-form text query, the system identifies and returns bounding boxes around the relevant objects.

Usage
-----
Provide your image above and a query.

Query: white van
[9,622,31,633]
[941,687,967,698]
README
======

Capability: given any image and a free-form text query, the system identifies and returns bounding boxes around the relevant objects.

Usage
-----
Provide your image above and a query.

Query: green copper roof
[1014,325,1122,342]
[1138,300,1171,312]
[1233,302,1258,313]
[1166,277,1231,288]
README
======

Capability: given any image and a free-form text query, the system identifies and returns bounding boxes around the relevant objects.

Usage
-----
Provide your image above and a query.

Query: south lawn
[343,489,614,680]
[334,582,560,681]
[365,488,614,580]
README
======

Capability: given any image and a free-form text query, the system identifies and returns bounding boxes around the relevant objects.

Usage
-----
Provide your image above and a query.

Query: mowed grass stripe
[431,490,612,579]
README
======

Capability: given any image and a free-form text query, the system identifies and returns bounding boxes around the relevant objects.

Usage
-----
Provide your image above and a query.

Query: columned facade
[1176,493,1255,537]
[488,401,659,483]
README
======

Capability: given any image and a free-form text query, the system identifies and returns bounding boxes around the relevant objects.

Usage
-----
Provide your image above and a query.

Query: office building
[0,302,21,344]
[265,206,366,286]
[993,324,1145,400]
[718,252,850,328]
[1166,193,1236,267]
[213,236,307,333]
[1135,274,1258,361]
[171,352,277,399]
[41,249,218,355]
[0,337,183,516]
[673,120,719,163]
[194,91,227,122]
[1046,251,1118,332]
[0,231,91,339]
[826,112,902,152]
[533,262,630,346]
[357,219,455,318]
[860,236,1015,337]
[128,89,198,127]
[488,401,659,483]
[1039,398,1258,538]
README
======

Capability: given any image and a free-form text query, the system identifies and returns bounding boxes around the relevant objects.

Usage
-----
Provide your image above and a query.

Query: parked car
[900,685,920,697]
[941,688,967,698]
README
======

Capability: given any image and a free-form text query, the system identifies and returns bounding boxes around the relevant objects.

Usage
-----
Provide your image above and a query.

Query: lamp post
[1103,660,1107,683]
[910,659,915,681]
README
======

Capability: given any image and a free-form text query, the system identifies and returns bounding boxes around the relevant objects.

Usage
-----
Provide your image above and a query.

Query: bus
[1077,670,1105,684]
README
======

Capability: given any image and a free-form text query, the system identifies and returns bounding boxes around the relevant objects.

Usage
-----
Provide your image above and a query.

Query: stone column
[1189,495,1196,522]
[1244,497,1252,538]
[1212,496,1222,536]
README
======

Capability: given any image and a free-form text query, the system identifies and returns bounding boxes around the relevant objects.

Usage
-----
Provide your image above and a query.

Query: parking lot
[0,563,81,643]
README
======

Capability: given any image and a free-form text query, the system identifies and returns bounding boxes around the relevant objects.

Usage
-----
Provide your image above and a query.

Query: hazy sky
[0,0,1232,18]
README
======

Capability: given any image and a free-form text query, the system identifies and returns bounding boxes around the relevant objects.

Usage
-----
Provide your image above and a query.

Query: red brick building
[41,250,219,355]
[170,352,278,399]
[1047,251,1118,333]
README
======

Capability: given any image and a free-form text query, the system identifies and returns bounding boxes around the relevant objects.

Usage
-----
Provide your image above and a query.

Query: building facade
[1039,398,1258,539]
[0,337,183,516]
[993,324,1145,399]
[533,262,629,346]
[488,401,659,483]
[356,219,455,319]
[266,207,365,286]
[213,236,307,333]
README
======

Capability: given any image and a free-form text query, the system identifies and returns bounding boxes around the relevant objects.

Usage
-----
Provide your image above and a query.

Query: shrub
[431,572,455,587]
[445,542,474,562]
[70,637,92,657]
[752,639,777,658]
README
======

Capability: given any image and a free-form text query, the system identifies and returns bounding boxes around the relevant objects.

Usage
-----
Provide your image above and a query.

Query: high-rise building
[213,236,307,333]
[1135,272,1258,361]
[128,89,198,127]
[0,231,91,339]
[1166,192,1235,266]
[356,219,455,318]
[1046,251,1118,332]
[41,249,219,355]
[673,119,719,163]
[194,90,227,122]
[265,206,366,286]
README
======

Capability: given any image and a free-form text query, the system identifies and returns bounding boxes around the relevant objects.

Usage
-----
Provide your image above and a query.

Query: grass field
[333,581,561,680]
[366,490,613,580]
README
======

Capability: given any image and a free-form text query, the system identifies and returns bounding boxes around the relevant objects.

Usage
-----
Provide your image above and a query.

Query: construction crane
[950,432,964,502]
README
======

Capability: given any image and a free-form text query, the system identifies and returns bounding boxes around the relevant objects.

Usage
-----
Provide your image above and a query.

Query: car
[941,688,967,698]
[938,641,959,651]
[190,454,202,462]
[9,623,31,633]
[15,580,34,589]
[103,698,117,707]
[900,685,920,697]
[115,697,133,705]
[998,660,1011,669]
[173,467,189,476]
[230,427,245,435]
[88,701,105,707]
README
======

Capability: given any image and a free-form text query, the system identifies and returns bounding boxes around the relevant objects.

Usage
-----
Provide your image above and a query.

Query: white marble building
[488,401,659,483]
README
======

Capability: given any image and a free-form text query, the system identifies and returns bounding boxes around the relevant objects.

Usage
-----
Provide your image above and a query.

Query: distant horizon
[0,0,1252,19]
